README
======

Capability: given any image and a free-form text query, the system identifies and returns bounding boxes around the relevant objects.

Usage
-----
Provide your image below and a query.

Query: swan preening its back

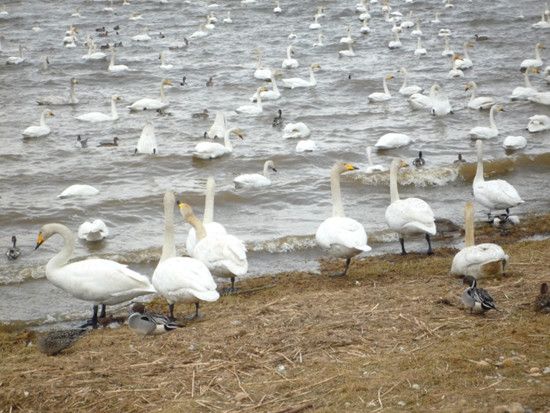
[135,122,158,154]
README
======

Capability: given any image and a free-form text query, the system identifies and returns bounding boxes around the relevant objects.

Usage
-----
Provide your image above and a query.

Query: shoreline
[1,217,550,412]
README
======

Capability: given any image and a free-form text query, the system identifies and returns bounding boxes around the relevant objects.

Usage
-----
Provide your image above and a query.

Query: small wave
[352,165,460,187]
[247,235,318,253]
[459,153,550,182]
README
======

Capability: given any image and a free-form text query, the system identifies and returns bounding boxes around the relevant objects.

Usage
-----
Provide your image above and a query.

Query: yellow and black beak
[344,163,358,171]
[35,232,45,250]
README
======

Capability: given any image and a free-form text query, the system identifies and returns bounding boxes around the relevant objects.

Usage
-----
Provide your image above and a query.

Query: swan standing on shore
[193,127,244,159]
[316,162,370,277]
[234,160,277,188]
[37,78,79,105]
[76,95,121,122]
[473,139,524,217]
[35,223,156,327]
[22,110,54,138]
[469,104,503,139]
[282,63,320,88]
[385,159,436,255]
[129,79,172,111]
[153,192,219,321]
[451,201,508,278]
[465,81,495,110]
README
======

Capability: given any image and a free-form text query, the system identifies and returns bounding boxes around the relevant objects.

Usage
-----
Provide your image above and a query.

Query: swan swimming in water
[465,81,495,110]
[511,68,538,100]
[135,122,158,154]
[35,223,156,327]
[520,43,544,72]
[236,87,267,115]
[281,63,320,88]
[375,133,411,149]
[76,95,121,122]
[6,45,26,65]
[78,219,109,241]
[368,74,393,102]
[153,192,219,321]
[414,37,427,56]
[58,184,99,198]
[282,122,310,139]
[527,114,550,132]
[316,162,370,277]
[37,78,79,106]
[108,49,129,72]
[206,111,226,139]
[234,160,277,188]
[365,146,388,173]
[430,84,453,116]
[385,159,436,255]
[502,135,527,150]
[469,104,504,139]
[281,45,299,69]
[22,109,54,138]
[128,79,172,111]
[398,68,422,96]
[193,127,244,159]
[159,51,173,70]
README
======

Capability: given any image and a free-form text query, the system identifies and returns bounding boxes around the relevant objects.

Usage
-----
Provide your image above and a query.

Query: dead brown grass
[1,219,550,413]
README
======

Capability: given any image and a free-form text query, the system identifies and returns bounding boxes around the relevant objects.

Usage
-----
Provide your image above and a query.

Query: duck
[37,78,79,105]
[461,276,497,313]
[527,114,550,132]
[22,110,54,138]
[192,109,209,119]
[414,37,427,56]
[398,68,422,96]
[78,219,109,241]
[128,79,172,111]
[465,82,495,110]
[223,11,232,23]
[193,127,244,159]
[339,43,355,58]
[473,139,524,217]
[185,177,228,254]
[206,76,214,87]
[528,91,550,106]
[375,133,411,149]
[368,74,393,102]
[451,201,508,279]
[511,68,538,100]
[412,151,425,167]
[234,160,277,188]
[108,49,129,72]
[206,111,226,139]
[469,104,504,139]
[178,201,247,294]
[34,223,156,327]
[534,283,550,313]
[281,45,299,69]
[282,122,310,139]
[296,140,317,152]
[76,135,88,148]
[316,162,370,277]
[57,184,99,198]
[502,135,527,150]
[6,236,20,260]
[135,122,158,154]
[251,75,280,101]
[98,137,119,147]
[153,192,220,321]
[474,34,489,41]
[309,14,321,30]
[36,328,88,356]
[454,42,474,69]
[6,45,26,65]
[128,303,181,336]
[159,51,173,70]
[385,158,436,255]
[236,87,267,115]
[520,43,544,72]
[272,109,283,128]
[365,146,388,173]
[430,84,453,116]
[454,153,467,164]
[76,95,121,122]
[273,0,282,14]
[339,26,353,44]
[281,63,320,88]
[388,32,402,49]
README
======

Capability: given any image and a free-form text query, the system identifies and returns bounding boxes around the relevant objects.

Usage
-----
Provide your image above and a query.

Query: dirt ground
[1,217,550,413]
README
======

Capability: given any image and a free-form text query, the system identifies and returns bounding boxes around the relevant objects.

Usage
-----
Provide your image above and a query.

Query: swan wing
[234,174,270,187]
[58,184,99,198]
[136,123,158,154]
[316,217,370,251]
[385,198,436,235]
[153,257,218,296]
[474,180,523,208]
[193,142,227,158]
[451,244,508,276]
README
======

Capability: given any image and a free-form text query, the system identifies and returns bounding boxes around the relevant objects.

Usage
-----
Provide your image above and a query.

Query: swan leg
[332,258,351,277]
[426,234,434,255]
[220,277,238,295]
[399,238,407,255]
[80,305,99,329]
[168,303,175,321]
[99,304,106,318]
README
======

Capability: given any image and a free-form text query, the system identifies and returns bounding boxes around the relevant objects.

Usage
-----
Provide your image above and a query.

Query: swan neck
[160,83,166,100]
[223,129,233,150]
[110,52,115,65]
[160,193,177,262]
[188,214,207,240]
[330,166,345,217]
[463,46,470,59]
[203,177,215,224]
[271,77,279,93]
[45,224,75,274]
[489,106,497,129]
[383,77,390,95]
[309,67,317,85]
[366,147,373,166]
[474,143,484,183]
[40,111,47,127]
[524,71,532,88]
[286,47,292,59]
[70,82,76,103]
[469,86,476,101]
[535,46,541,60]
[389,161,400,203]
[111,98,118,120]
[464,203,475,247]
[401,72,408,88]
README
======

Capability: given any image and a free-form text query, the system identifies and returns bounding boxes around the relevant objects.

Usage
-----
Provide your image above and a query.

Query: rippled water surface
[0,0,549,322]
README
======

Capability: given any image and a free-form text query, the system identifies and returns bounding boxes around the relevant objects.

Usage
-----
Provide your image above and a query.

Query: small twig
[191,369,195,398]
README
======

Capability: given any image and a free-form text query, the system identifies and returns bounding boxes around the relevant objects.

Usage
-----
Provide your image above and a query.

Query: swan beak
[272,167,278,172]
[35,232,45,250]
[399,160,409,168]
[344,163,358,171]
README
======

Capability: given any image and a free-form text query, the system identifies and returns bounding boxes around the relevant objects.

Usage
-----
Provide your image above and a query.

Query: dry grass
[1,218,550,413]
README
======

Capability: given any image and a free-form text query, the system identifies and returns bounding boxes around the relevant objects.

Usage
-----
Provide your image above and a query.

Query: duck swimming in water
[6,236,20,260]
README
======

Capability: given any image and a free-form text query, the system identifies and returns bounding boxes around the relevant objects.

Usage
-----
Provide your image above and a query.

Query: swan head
[492,104,505,113]
[71,77,78,85]
[42,109,55,117]
[111,95,122,102]
[34,224,59,249]
[399,67,408,75]
[536,43,545,50]
[257,86,268,93]
[310,63,321,71]
[385,74,394,81]
[464,81,477,91]
[334,162,358,174]
[176,201,195,220]
[162,79,173,87]
[230,128,245,139]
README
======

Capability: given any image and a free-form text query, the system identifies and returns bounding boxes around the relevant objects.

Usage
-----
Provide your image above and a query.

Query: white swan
[281,63,320,88]
[81,40,106,61]
[193,127,244,159]
[414,37,427,56]
[135,122,158,154]
[339,42,355,58]
[57,184,99,198]
[314,32,325,46]
[273,0,282,14]
[186,177,228,254]
[6,45,26,65]
[153,192,219,320]
[22,109,54,138]
[533,12,550,28]
[388,31,402,49]
[282,122,310,139]
[296,140,317,152]
[375,133,411,149]
[360,19,371,34]
[398,68,422,96]
[520,43,544,71]
[316,162,370,277]
[281,45,299,69]
[159,51,173,70]
[430,84,453,116]
[502,135,527,150]
[37,78,79,106]
[385,159,436,255]
[527,114,550,132]
[441,37,453,57]
[250,75,280,101]
[128,79,172,111]
[454,42,474,69]
[368,74,393,102]
[35,223,156,326]
[206,111,226,139]
[309,14,321,30]
[511,68,538,100]
[190,24,208,39]
[473,139,524,216]
[108,49,129,72]
[254,52,271,80]
[132,30,151,42]
[528,91,550,106]
[408,91,432,110]
[78,219,109,241]
[340,26,353,44]
[469,104,503,139]
[179,202,247,293]
[411,20,422,37]
[465,81,495,110]
[223,11,232,23]
[236,87,267,115]
[365,146,388,173]
[234,160,277,188]
[447,55,464,78]
[451,201,508,278]
[76,95,121,122]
